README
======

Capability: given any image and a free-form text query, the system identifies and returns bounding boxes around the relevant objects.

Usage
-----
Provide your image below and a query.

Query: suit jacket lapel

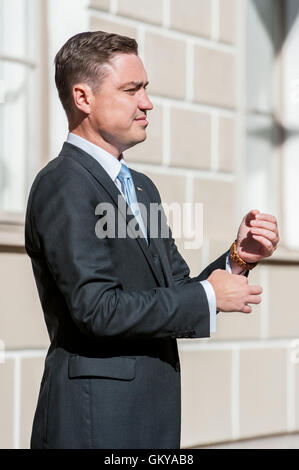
[60,142,165,286]
[131,170,173,287]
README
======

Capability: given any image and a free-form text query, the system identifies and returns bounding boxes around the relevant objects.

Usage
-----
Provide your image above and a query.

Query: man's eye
[125,89,136,93]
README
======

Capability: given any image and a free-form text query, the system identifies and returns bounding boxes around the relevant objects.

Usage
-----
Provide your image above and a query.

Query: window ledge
[0,212,25,248]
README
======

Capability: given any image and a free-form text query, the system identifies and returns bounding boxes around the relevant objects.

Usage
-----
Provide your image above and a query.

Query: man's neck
[69,128,122,160]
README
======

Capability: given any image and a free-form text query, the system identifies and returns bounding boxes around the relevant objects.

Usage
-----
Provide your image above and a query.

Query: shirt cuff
[226,253,232,273]
[200,280,216,333]
[226,252,247,275]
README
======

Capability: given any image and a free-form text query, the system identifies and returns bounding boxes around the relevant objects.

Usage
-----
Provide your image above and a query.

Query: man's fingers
[249,209,260,217]
[241,285,263,312]
[250,219,277,232]
[241,305,252,314]
[245,209,260,224]
[255,213,277,224]
[249,285,263,295]
[247,295,262,305]
[250,227,278,244]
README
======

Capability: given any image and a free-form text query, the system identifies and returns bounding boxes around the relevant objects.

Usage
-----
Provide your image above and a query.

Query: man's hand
[208,269,262,313]
[235,209,279,264]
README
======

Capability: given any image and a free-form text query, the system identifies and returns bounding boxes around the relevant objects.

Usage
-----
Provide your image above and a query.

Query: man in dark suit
[25,31,279,449]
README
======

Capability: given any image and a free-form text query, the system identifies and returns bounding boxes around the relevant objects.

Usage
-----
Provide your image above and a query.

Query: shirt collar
[66,132,127,182]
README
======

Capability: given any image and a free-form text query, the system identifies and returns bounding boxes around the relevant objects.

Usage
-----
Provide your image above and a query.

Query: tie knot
[117,163,132,182]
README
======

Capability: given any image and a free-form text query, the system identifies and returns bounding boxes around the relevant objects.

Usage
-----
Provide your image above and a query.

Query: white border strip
[231,346,240,439]
[162,104,170,166]
[137,25,145,61]
[259,265,269,339]
[211,112,219,171]
[0,340,5,363]
[185,174,194,204]
[5,349,47,359]
[287,343,296,432]
[13,356,21,449]
[185,40,194,102]
[212,0,220,42]
[110,0,118,15]
[178,338,296,352]
[162,0,170,29]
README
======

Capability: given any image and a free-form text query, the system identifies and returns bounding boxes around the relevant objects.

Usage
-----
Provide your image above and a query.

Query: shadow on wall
[248,0,299,149]
[251,0,298,55]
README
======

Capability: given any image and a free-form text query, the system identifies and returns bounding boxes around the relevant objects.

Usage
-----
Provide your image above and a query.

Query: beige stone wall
[0,252,49,448]
[1,0,299,450]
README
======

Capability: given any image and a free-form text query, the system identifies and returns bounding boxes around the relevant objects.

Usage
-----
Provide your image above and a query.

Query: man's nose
[139,91,153,111]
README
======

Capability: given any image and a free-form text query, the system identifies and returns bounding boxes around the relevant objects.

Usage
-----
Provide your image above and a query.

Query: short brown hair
[54,31,138,114]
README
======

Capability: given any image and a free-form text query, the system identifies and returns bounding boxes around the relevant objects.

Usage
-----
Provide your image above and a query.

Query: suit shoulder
[26,154,93,218]
[32,154,84,188]
[29,153,92,198]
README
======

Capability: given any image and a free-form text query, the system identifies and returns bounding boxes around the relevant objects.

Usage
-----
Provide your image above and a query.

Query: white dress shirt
[66,132,238,334]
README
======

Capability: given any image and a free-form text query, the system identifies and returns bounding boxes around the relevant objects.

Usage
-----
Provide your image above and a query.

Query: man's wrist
[230,258,248,275]
[226,252,246,275]
[229,240,257,272]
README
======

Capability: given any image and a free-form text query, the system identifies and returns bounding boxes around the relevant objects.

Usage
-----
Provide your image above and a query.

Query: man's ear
[72,83,93,114]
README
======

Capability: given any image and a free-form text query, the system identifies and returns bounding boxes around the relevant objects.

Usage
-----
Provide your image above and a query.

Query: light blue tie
[117,163,148,243]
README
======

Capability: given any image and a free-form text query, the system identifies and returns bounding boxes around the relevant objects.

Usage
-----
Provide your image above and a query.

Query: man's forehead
[107,54,148,86]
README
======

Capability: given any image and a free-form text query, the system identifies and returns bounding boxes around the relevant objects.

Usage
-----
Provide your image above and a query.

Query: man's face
[89,53,153,153]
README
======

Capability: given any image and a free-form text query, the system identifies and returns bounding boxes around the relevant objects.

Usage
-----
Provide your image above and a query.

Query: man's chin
[127,132,147,148]
[123,129,146,151]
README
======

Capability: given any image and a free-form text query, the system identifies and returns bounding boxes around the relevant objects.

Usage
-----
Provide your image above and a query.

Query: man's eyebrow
[119,81,149,89]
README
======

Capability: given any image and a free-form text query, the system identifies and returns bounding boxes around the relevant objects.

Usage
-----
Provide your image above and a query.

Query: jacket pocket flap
[68,355,136,381]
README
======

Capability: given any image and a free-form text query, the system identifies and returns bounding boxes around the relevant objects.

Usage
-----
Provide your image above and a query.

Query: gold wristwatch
[229,240,257,271]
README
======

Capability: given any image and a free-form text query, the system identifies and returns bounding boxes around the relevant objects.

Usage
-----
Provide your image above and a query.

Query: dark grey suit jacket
[25,142,228,449]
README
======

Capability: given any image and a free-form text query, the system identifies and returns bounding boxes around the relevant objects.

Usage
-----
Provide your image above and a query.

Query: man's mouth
[135,116,148,124]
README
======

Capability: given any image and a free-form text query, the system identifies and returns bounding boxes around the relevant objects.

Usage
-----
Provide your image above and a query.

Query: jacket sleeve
[26,167,211,341]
